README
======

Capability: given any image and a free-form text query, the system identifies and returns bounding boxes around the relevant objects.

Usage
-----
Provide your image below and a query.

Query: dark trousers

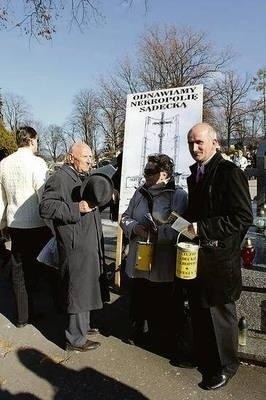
[130,279,174,326]
[9,227,51,324]
[65,311,91,346]
[189,301,239,377]
[129,278,178,346]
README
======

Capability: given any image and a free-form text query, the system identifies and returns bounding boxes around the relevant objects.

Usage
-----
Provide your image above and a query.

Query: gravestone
[237,226,266,336]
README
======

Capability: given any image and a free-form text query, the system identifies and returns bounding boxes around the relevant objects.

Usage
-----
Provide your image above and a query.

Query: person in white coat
[232,150,248,171]
[0,126,51,327]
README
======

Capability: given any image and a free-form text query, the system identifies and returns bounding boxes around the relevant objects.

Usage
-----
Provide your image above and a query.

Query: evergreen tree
[0,122,17,154]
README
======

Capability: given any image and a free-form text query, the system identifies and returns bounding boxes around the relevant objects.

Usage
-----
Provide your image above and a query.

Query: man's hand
[1,227,9,240]
[133,224,148,240]
[79,200,96,214]
[188,223,197,236]
[112,189,120,204]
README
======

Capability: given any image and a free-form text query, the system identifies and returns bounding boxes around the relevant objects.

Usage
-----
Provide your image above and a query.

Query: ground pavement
[0,218,265,400]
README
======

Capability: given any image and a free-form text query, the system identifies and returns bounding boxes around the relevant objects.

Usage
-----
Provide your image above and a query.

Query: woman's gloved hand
[133,224,149,240]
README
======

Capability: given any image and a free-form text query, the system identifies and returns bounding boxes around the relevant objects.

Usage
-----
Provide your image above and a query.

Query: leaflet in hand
[170,212,196,240]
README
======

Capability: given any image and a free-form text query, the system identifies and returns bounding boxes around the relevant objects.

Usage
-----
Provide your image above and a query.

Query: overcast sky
[1,0,265,126]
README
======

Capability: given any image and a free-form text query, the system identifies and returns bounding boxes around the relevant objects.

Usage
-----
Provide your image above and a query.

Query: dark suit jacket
[186,152,253,306]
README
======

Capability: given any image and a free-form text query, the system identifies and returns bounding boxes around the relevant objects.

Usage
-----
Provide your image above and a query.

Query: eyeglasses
[144,168,161,176]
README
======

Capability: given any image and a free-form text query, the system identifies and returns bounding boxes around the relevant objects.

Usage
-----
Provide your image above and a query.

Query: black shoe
[66,339,101,352]
[173,359,197,369]
[129,320,149,346]
[16,322,28,328]
[200,373,231,390]
[131,331,150,346]
[87,328,99,336]
[29,312,46,322]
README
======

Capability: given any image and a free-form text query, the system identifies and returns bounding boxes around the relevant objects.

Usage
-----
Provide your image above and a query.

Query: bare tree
[25,119,47,155]
[70,89,100,155]
[252,67,266,137]
[0,0,147,40]
[118,26,232,93]
[43,124,68,161]
[63,120,79,144]
[96,78,126,158]
[246,102,263,140]
[235,107,262,149]
[3,92,32,132]
[211,71,252,149]
[118,56,141,93]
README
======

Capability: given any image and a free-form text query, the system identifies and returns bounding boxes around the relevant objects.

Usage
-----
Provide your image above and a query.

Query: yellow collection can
[135,241,154,272]
[176,242,198,279]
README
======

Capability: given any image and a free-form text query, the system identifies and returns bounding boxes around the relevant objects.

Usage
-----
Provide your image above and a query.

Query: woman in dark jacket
[120,153,187,351]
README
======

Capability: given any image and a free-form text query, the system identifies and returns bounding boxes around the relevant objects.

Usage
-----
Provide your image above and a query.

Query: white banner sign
[119,84,203,214]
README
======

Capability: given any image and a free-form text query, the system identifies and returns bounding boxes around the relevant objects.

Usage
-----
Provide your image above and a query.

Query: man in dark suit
[184,123,253,390]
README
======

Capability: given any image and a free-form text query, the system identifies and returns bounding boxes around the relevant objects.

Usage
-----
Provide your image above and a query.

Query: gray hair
[188,122,218,141]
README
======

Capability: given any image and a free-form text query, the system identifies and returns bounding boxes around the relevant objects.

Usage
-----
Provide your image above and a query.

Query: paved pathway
[0,206,265,399]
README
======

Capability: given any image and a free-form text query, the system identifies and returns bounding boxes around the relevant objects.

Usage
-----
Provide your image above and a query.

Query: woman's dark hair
[147,153,174,178]
[16,126,38,147]
[0,147,8,161]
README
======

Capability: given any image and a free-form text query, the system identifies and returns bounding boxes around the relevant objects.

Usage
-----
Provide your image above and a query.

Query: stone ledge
[238,333,266,366]
[242,266,266,289]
